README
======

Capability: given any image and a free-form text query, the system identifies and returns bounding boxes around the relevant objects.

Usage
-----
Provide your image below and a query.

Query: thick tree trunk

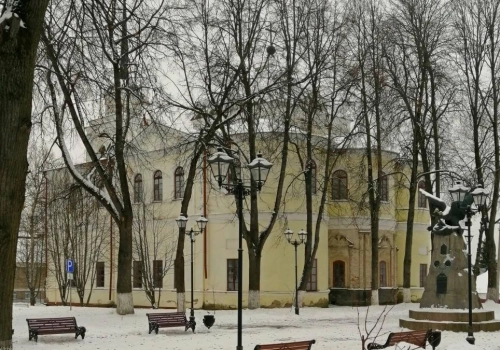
[370,216,380,306]
[116,219,134,314]
[174,239,186,312]
[248,253,261,309]
[0,2,49,347]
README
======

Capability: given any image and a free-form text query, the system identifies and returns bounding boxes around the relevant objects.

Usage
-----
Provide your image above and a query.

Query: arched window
[418,180,426,208]
[308,160,317,195]
[174,167,184,199]
[332,170,348,200]
[379,261,387,287]
[153,170,163,202]
[133,174,143,203]
[333,260,345,288]
[380,172,388,201]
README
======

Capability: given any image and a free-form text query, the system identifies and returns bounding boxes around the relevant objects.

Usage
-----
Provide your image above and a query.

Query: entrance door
[333,260,345,287]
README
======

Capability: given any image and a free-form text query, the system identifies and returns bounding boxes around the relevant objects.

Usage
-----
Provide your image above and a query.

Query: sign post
[66,259,74,311]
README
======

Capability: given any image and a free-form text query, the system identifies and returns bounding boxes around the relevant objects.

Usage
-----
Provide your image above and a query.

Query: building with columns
[44,114,432,309]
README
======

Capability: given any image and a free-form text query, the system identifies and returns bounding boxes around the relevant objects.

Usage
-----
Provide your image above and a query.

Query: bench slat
[255,340,316,350]
[388,330,428,347]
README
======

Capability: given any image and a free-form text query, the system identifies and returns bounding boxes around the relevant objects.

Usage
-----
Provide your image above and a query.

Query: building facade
[44,117,432,309]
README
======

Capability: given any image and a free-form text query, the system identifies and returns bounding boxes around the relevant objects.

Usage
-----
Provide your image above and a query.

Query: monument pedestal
[400,309,500,332]
[420,233,481,309]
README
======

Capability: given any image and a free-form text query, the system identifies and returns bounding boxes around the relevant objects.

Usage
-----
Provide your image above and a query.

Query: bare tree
[18,143,51,306]
[164,0,302,309]
[477,0,500,302]
[450,0,500,301]
[133,202,175,308]
[67,188,108,306]
[384,0,454,302]
[286,0,358,302]
[46,171,72,305]
[0,1,50,346]
[349,0,389,305]
[41,0,171,314]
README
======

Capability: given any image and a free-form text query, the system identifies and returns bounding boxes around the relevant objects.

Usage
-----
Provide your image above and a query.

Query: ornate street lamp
[448,182,489,345]
[176,214,208,331]
[207,148,272,350]
[284,228,307,315]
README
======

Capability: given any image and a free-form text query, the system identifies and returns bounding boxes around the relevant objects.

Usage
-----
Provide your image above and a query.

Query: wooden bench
[146,312,194,334]
[26,317,86,342]
[254,339,316,350]
[367,329,441,350]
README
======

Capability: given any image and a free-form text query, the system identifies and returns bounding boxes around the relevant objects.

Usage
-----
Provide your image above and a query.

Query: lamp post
[207,148,272,350]
[176,214,208,331]
[449,182,489,345]
[284,228,307,315]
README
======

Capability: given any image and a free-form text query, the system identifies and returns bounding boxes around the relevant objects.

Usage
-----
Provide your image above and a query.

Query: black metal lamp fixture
[207,147,272,350]
[448,182,489,345]
[284,228,307,315]
[175,214,208,332]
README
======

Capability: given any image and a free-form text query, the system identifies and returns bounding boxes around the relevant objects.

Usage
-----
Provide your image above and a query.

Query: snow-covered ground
[11,301,500,349]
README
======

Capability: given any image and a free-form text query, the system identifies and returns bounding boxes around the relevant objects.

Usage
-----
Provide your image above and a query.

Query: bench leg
[148,322,156,334]
[155,324,159,335]
[28,330,38,342]
[76,326,86,340]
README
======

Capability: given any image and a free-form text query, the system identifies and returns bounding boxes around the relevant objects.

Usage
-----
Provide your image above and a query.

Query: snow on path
[11,302,500,349]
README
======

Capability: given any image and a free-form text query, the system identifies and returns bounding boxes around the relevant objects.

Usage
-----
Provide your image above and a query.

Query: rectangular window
[420,264,427,288]
[96,262,105,288]
[227,259,238,291]
[306,259,317,292]
[133,261,143,289]
[379,261,387,287]
[153,260,163,288]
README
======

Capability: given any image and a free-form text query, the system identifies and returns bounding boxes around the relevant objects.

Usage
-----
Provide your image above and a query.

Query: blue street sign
[66,259,74,273]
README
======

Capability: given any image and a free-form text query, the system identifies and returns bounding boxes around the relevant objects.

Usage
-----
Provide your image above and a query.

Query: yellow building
[44,117,432,309]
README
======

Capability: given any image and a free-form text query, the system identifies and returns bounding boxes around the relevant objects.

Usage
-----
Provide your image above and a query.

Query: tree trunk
[30,291,36,306]
[174,230,186,312]
[403,143,419,302]
[0,2,49,347]
[248,252,261,309]
[116,218,134,314]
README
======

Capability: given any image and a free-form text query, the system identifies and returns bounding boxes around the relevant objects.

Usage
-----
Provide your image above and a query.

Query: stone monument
[418,190,481,309]
[400,185,500,333]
